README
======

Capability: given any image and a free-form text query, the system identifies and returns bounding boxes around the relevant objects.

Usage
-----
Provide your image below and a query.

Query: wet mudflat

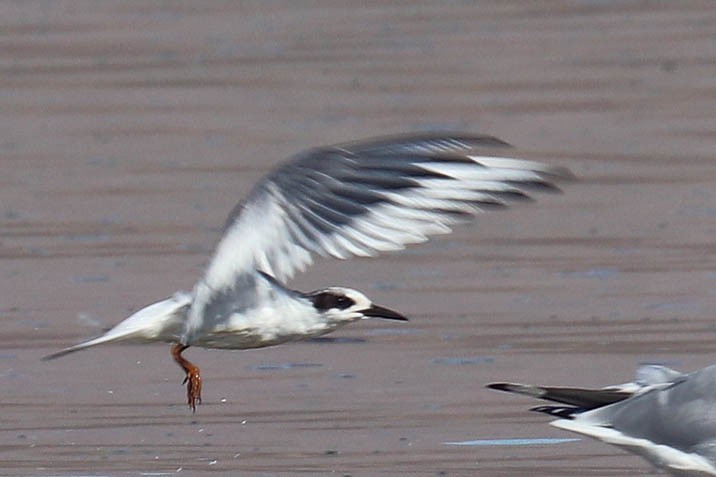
[3,1,716,476]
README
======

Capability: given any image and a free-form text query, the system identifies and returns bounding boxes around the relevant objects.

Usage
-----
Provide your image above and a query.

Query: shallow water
[3,2,716,476]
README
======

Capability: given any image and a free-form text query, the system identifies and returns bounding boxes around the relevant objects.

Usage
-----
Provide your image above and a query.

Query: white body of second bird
[490,364,716,476]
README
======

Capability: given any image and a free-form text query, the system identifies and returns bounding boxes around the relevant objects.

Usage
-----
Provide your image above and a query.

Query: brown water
[3,1,716,476]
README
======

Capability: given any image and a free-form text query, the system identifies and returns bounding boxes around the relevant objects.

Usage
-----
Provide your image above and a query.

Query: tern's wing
[199,132,573,290]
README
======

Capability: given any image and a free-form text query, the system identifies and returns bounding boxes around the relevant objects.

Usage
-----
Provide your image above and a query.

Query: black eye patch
[309,292,355,311]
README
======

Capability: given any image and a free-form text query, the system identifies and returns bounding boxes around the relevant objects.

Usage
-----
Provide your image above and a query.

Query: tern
[44,132,571,411]
[489,364,716,476]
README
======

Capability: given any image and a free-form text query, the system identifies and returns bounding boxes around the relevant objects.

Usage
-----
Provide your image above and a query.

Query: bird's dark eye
[309,292,355,311]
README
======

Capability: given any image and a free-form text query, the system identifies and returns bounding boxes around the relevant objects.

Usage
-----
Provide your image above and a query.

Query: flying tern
[45,132,572,411]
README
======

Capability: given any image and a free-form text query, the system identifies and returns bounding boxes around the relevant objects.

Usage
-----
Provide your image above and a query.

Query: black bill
[362,304,408,321]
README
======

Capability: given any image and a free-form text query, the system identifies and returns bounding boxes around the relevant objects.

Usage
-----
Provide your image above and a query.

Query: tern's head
[305,287,408,323]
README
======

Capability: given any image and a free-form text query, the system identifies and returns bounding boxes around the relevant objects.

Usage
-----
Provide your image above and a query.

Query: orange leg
[171,343,202,412]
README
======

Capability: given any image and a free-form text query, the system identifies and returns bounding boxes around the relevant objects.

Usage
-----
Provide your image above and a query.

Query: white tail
[43,292,192,360]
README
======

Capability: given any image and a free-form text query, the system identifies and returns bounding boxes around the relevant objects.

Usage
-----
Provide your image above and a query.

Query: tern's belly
[190,323,341,349]
[188,303,353,350]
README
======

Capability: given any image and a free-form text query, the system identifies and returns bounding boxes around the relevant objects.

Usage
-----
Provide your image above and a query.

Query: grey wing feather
[199,132,573,294]
[585,365,716,443]
[487,382,633,410]
[490,364,716,473]
[490,364,716,450]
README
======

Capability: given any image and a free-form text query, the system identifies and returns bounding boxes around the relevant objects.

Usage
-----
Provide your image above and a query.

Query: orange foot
[171,343,202,412]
